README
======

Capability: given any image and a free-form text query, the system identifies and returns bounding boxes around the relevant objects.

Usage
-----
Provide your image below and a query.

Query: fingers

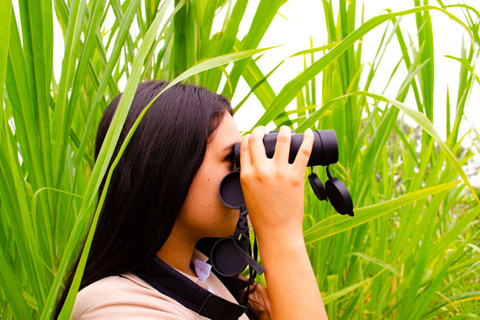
[240,126,314,172]
[239,133,251,169]
[247,126,267,167]
[293,128,314,169]
[273,126,292,164]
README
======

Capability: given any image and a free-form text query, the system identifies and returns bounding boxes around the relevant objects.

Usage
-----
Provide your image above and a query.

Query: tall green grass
[283,1,480,318]
[0,0,479,318]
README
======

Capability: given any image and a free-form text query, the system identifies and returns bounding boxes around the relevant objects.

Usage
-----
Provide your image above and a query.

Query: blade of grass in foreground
[56,44,275,319]
[322,254,403,306]
[303,180,461,244]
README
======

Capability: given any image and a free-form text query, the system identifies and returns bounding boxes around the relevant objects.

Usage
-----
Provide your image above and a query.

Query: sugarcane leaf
[304,180,461,244]
[0,0,11,101]
[0,251,32,319]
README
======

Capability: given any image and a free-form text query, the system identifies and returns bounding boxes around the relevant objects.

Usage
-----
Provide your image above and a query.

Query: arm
[239,126,328,320]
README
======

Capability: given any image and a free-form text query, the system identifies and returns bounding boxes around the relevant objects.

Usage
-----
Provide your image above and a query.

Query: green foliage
[0,0,479,318]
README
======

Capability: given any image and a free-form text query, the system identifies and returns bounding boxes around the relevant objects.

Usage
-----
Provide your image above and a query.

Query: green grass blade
[430,204,480,259]
[303,180,460,244]
[351,252,402,278]
[18,0,55,207]
[172,0,190,76]
[383,96,480,203]
[52,0,103,187]
[235,59,283,112]
[222,0,284,99]
[323,278,370,305]
[312,90,479,203]
[0,121,47,308]
[0,0,11,101]
[72,0,142,168]
[204,0,248,91]
[289,43,338,58]
[445,55,480,85]
[0,251,32,319]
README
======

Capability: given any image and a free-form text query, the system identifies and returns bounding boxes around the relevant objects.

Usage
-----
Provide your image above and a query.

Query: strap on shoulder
[135,256,246,320]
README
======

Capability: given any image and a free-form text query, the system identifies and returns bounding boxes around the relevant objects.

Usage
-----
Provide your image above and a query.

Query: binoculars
[222,129,353,217]
[233,129,339,167]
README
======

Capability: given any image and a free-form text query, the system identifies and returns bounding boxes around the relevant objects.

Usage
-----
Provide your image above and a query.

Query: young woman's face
[175,111,241,241]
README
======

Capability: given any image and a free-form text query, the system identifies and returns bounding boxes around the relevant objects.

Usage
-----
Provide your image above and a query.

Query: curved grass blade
[351,252,402,278]
[322,255,403,305]
[55,43,273,319]
[323,278,371,305]
[234,59,284,113]
[303,180,461,244]
[289,43,338,58]
[302,90,479,203]
[430,204,480,259]
[381,95,480,203]
[222,0,285,98]
[445,55,480,85]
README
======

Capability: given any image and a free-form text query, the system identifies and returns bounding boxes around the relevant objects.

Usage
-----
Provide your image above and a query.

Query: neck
[157,230,198,277]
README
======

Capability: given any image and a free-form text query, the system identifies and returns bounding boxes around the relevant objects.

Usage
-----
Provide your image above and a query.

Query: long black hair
[55,81,232,316]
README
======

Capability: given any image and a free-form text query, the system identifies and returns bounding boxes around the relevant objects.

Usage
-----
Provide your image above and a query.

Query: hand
[238,126,314,243]
[238,126,327,320]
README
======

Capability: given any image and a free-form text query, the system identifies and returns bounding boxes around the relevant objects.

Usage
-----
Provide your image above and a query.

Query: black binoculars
[222,129,353,217]
[232,129,339,168]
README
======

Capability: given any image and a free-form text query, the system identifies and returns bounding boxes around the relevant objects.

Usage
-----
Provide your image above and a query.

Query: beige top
[71,251,249,319]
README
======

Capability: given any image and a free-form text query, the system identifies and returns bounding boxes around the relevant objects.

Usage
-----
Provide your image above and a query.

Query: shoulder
[70,273,200,320]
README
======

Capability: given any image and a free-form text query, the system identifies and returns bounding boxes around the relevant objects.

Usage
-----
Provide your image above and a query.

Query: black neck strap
[134,256,246,320]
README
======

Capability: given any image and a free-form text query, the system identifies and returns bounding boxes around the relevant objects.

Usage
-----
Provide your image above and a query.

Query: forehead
[207,112,240,149]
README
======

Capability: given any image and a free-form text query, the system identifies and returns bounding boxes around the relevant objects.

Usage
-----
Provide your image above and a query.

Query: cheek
[199,167,220,205]
[186,167,226,215]
[176,161,239,236]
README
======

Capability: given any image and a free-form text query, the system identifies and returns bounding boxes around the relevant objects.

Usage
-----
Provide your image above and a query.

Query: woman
[57,81,327,319]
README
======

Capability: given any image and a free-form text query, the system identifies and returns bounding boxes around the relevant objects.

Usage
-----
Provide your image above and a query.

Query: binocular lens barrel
[233,129,338,167]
